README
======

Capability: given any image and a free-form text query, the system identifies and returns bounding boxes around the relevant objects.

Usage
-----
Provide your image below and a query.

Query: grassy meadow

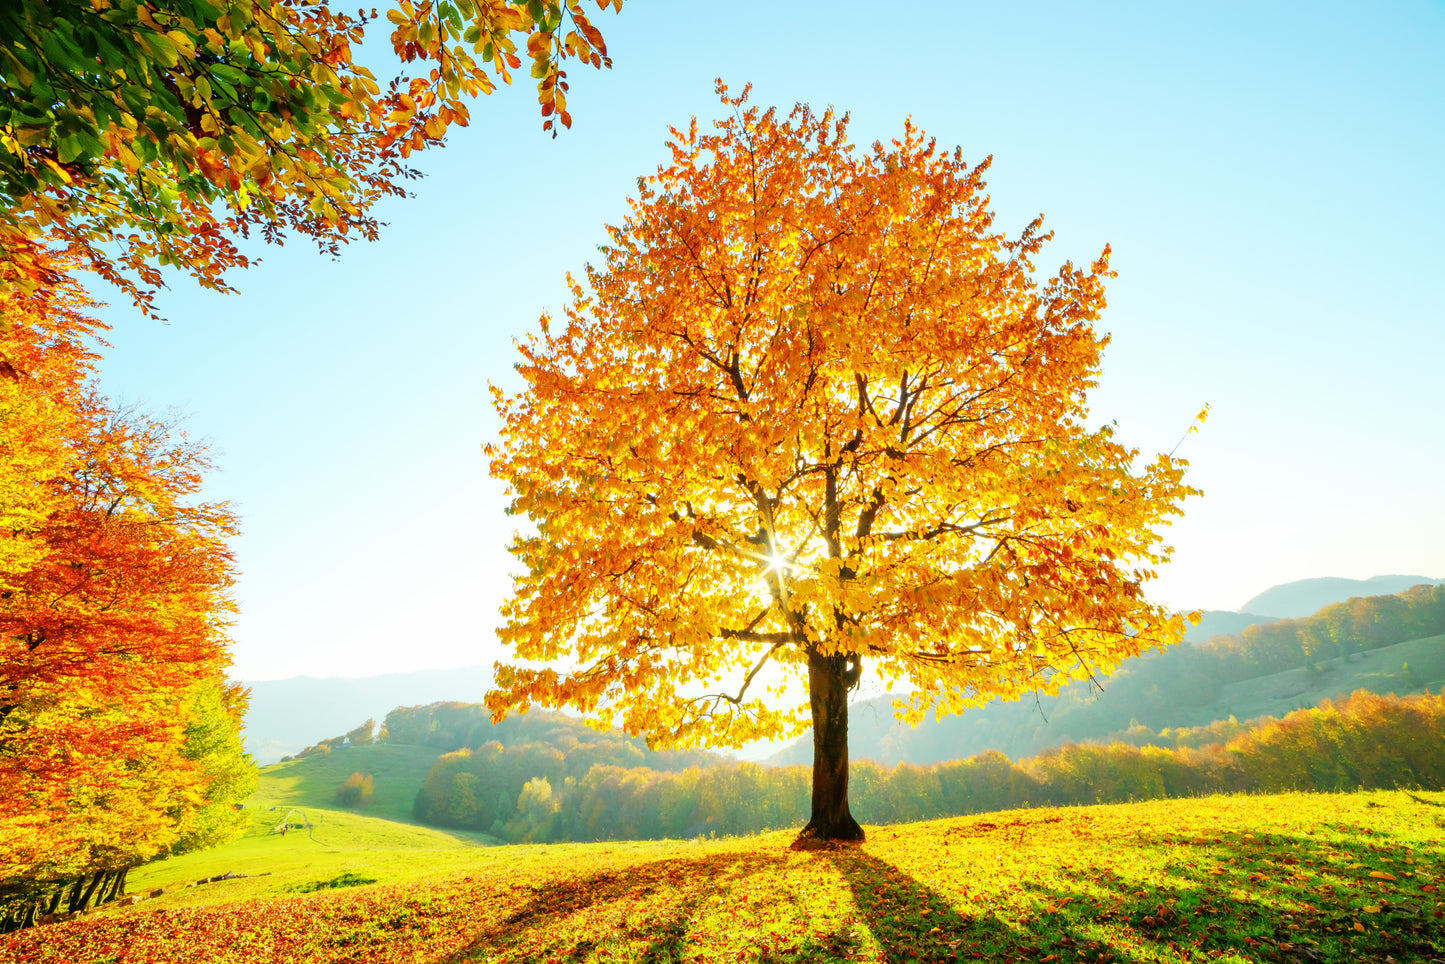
[255,743,448,825]
[92,744,500,911]
[3,789,1441,963]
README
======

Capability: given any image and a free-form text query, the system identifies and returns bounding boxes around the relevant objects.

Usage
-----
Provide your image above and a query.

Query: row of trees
[381,702,720,768]
[280,717,378,761]
[0,258,255,932]
[1202,583,1445,679]
[411,690,1445,843]
[774,582,1444,770]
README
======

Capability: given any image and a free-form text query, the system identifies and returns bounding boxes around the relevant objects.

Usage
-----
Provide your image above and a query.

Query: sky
[85,1,1445,683]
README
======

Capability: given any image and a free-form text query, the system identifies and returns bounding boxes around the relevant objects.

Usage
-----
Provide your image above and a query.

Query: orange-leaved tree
[486,84,1199,843]
[0,256,248,926]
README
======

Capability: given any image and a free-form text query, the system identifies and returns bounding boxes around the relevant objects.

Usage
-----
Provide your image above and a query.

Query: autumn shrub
[335,773,375,808]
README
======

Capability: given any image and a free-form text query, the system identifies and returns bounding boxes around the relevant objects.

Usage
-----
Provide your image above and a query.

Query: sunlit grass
[250,742,446,825]
[9,789,1441,962]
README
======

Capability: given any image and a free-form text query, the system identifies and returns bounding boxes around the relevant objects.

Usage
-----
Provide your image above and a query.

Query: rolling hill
[241,665,494,764]
[770,632,1445,766]
[18,789,1441,964]
[237,575,1442,766]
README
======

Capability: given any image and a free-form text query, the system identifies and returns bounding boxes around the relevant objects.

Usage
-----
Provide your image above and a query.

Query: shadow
[1039,820,1445,964]
[825,845,1097,964]
[821,810,1444,964]
[436,849,791,964]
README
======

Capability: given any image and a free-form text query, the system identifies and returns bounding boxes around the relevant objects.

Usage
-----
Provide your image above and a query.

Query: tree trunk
[101,868,127,904]
[44,884,64,916]
[64,876,85,914]
[75,870,106,913]
[793,649,864,846]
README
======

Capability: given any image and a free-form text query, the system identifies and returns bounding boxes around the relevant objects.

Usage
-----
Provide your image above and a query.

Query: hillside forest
[270,584,1445,845]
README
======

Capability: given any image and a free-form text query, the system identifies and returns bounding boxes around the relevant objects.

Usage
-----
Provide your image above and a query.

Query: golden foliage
[0,253,245,887]
[487,84,1200,750]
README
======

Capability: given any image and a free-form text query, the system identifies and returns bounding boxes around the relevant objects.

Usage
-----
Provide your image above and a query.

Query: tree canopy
[0,0,621,309]
[486,84,1199,841]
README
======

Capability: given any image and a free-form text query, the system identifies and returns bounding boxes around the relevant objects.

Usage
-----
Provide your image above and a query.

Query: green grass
[253,741,445,824]
[99,742,512,910]
[10,789,1442,963]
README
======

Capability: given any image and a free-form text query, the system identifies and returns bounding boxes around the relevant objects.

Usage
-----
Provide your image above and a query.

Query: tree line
[408,690,1444,843]
[1200,583,1445,678]
[800,583,1445,768]
[380,701,723,767]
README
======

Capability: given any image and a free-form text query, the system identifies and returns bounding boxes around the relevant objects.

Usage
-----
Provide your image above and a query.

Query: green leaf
[56,133,84,164]
[120,85,150,114]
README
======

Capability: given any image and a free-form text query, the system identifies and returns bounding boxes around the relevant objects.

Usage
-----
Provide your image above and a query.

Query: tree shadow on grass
[1042,822,1445,964]
[825,846,1098,964]
[824,815,1444,964]
[426,801,1444,964]
[435,849,791,964]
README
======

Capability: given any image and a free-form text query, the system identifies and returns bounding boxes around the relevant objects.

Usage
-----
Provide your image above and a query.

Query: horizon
[236,571,1444,683]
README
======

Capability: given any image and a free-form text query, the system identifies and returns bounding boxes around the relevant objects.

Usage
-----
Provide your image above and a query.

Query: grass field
[256,742,446,825]
[91,742,505,912]
[4,789,1441,963]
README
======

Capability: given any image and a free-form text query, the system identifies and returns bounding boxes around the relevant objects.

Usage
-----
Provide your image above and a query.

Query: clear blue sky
[88,0,1444,682]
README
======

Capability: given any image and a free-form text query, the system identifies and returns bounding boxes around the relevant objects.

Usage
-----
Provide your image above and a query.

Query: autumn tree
[0,255,250,927]
[0,0,622,309]
[346,717,376,746]
[486,85,1200,844]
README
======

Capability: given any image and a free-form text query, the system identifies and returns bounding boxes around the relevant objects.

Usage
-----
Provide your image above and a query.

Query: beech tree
[0,0,622,309]
[486,85,1199,843]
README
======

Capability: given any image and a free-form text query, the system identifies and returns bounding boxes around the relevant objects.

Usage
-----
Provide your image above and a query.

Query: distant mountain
[241,666,493,764]
[1240,574,1441,619]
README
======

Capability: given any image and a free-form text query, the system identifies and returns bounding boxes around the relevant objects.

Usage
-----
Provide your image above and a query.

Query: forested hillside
[403,690,1445,843]
[243,667,495,764]
[382,704,721,838]
[774,583,1445,766]
[378,702,720,766]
